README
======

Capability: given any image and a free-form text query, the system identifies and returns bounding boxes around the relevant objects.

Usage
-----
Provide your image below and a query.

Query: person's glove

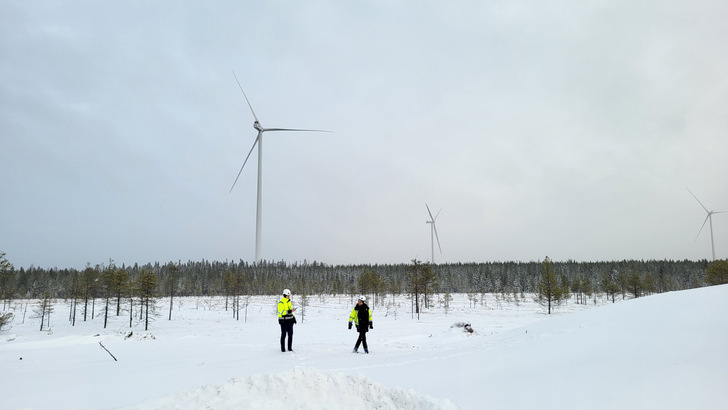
[293,316,297,324]
[348,322,352,329]
[369,323,373,330]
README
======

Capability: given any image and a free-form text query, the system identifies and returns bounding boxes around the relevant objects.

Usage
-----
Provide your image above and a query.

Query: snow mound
[123,367,458,410]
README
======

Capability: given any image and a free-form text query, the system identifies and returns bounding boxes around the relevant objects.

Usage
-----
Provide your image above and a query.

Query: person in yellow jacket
[278,289,297,352]
[348,296,373,353]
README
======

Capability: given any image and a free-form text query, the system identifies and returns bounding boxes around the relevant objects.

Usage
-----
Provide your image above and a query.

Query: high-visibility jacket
[278,297,294,320]
[349,303,372,327]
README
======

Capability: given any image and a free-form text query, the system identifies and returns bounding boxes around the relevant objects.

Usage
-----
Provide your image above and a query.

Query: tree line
[1,254,721,303]
[1,252,727,330]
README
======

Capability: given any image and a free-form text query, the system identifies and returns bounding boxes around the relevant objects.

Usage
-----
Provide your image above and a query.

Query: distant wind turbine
[229,72,330,263]
[425,204,442,264]
[687,188,727,261]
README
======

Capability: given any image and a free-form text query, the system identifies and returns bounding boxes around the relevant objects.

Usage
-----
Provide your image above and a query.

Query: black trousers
[280,320,294,351]
[354,328,368,350]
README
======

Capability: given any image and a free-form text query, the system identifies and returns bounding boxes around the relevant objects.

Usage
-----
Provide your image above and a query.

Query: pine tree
[537,256,564,314]
[406,259,424,319]
[0,252,15,309]
[69,273,79,326]
[626,270,643,298]
[421,264,439,310]
[110,268,130,316]
[601,271,620,303]
[357,270,385,306]
[165,262,179,321]
[80,265,98,321]
[35,291,53,331]
[222,269,235,311]
[705,260,728,286]
[0,312,13,332]
[137,268,159,331]
[560,273,571,304]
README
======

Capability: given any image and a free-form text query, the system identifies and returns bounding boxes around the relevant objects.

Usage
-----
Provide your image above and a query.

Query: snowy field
[1,286,727,410]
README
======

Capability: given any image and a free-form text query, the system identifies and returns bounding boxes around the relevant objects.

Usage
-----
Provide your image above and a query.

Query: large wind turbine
[687,188,727,261]
[425,204,442,264]
[230,72,330,263]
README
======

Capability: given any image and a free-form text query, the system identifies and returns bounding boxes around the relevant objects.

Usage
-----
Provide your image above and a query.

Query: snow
[2,286,727,409]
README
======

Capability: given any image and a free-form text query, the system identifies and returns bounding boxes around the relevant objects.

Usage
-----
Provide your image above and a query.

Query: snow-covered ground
[1,286,727,409]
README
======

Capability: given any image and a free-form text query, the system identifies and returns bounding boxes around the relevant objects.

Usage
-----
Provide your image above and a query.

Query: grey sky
[2,1,727,270]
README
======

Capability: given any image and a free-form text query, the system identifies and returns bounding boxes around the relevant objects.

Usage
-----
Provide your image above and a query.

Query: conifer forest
[0,256,714,304]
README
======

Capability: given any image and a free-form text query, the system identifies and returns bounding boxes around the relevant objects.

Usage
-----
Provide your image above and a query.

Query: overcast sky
[2,1,727,270]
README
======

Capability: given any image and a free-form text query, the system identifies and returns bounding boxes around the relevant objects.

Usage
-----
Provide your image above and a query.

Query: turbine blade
[264,127,332,133]
[426,203,434,220]
[687,188,709,213]
[694,215,710,242]
[433,223,442,254]
[232,71,259,123]
[229,135,259,193]
[434,208,442,220]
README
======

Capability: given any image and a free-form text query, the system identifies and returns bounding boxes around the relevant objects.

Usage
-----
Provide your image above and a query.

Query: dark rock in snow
[451,322,474,333]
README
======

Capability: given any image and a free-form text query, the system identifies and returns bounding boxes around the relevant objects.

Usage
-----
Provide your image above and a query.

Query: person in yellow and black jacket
[348,296,373,353]
[278,289,297,352]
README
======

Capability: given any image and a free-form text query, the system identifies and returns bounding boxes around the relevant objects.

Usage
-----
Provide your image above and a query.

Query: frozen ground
[1,286,727,409]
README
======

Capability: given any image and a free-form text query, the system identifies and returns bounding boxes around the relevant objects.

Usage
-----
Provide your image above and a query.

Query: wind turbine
[229,72,330,263]
[425,203,442,264]
[687,188,727,261]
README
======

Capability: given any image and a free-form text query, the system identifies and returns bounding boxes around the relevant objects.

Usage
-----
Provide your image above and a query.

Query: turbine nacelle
[253,121,264,132]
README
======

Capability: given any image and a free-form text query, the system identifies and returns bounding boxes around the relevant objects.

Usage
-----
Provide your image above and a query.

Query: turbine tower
[230,72,330,263]
[687,188,727,261]
[425,203,442,264]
